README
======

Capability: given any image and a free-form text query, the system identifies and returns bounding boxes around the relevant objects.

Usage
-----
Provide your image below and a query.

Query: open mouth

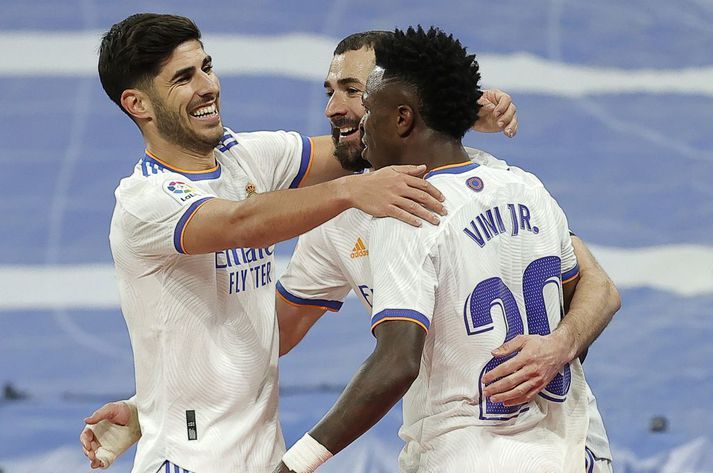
[190,103,219,119]
[339,127,358,139]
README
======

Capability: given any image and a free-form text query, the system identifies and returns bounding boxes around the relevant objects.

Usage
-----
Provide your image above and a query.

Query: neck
[145,135,217,171]
[400,130,469,171]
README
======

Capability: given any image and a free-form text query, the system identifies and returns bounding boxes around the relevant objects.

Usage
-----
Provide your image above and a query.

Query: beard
[151,93,222,154]
[330,119,371,172]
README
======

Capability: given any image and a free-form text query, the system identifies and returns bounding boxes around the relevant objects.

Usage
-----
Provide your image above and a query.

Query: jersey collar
[141,150,222,181]
[424,161,478,179]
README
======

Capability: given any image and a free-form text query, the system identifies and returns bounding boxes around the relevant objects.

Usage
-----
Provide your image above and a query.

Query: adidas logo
[350,237,369,259]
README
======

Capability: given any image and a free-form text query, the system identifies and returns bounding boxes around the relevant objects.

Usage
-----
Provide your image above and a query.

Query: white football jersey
[110,128,313,473]
[279,151,610,472]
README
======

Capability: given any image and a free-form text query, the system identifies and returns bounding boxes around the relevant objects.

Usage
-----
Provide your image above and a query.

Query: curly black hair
[374,26,481,139]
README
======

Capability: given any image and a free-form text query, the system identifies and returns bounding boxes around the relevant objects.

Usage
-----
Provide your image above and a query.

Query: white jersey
[110,128,314,473]
[279,151,610,472]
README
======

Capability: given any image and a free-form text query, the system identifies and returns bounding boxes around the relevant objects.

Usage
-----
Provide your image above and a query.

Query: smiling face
[145,40,223,154]
[323,47,375,172]
[359,66,403,170]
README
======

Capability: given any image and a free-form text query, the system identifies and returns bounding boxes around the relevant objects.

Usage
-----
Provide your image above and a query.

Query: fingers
[491,378,542,407]
[84,410,102,425]
[477,93,496,111]
[491,335,526,358]
[497,103,518,137]
[482,356,527,396]
[391,164,427,177]
[81,428,103,468]
[85,401,131,426]
[80,427,95,451]
[491,90,512,118]
[84,404,113,425]
[385,205,425,227]
[484,89,518,138]
[401,178,446,214]
[418,178,446,204]
[395,170,445,204]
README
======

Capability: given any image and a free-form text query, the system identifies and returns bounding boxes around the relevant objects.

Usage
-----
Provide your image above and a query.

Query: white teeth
[191,104,217,117]
[340,128,357,136]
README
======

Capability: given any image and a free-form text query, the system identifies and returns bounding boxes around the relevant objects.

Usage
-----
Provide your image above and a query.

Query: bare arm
[275,321,425,472]
[481,236,621,406]
[183,165,445,254]
[277,293,328,356]
[556,235,621,361]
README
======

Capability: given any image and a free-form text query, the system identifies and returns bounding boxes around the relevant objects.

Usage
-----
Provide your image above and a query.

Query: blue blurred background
[1,1,712,471]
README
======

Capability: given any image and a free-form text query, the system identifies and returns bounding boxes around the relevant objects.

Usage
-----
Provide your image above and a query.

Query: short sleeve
[223,129,313,191]
[277,226,350,312]
[369,218,437,335]
[115,174,216,256]
[549,196,578,283]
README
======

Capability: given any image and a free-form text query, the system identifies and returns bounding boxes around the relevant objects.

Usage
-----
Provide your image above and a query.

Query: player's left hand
[481,332,571,406]
[272,461,296,473]
[473,89,518,138]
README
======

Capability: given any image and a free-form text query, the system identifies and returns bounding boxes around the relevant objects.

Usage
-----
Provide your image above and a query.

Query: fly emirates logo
[215,246,274,294]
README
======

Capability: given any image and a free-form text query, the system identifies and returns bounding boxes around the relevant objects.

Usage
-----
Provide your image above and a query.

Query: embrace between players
[80,13,620,473]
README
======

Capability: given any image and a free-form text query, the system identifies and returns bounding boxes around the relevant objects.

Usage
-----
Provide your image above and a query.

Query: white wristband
[282,433,333,473]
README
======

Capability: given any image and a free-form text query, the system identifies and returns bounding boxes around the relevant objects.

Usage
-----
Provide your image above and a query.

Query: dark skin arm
[274,320,426,472]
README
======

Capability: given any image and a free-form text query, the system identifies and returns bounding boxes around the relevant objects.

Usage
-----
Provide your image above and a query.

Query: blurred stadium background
[1,1,713,471]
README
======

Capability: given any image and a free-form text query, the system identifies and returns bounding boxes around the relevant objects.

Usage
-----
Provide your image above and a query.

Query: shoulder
[221,127,303,148]
[116,171,207,220]
[465,147,510,170]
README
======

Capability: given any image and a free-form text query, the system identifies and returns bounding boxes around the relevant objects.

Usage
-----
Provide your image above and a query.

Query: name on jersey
[463,203,540,248]
[215,246,274,294]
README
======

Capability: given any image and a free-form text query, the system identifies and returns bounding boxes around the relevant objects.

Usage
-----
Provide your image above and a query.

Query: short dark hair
[333,31,392,55]
[374,26,482,139]
[98,13,202,115]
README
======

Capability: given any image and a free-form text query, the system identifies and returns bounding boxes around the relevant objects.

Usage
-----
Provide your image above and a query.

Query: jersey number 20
[463,256,570,421]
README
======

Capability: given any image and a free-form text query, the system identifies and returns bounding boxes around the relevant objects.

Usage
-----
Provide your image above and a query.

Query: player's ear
[396,104,415,137]
[121,89,152,120]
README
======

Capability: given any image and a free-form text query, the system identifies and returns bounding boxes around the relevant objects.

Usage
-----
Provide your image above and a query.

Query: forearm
[310,352,416,455]
[556,239,621,360]
[185,177,352,253]
[233,180,352,248]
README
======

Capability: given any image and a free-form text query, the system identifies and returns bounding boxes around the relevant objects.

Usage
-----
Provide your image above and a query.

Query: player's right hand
[345,165,446,227]
[80,400,141,469]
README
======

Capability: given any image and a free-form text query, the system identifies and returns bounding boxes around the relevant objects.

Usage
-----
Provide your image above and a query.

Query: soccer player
[278,30,616,473]
[81,27,615,472]
[274,26,611,472]
[81,13,516,472]
[96,13,454,473]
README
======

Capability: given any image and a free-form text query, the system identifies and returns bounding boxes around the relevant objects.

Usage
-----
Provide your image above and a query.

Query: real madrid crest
[245,182,258,197]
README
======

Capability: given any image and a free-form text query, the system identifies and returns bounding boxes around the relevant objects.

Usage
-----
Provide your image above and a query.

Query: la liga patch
[163,180,205,204]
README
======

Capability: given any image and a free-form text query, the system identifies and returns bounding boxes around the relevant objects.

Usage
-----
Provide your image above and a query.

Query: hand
[80,400,140,469]
[474,89,518,138]
[481,331,572,406]
[272,461,296,473]
[345,165,446,227]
